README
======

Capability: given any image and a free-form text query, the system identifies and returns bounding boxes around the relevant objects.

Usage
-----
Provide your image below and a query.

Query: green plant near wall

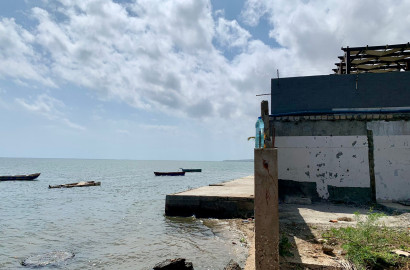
[279,234,294,257]
[323,209,410,270]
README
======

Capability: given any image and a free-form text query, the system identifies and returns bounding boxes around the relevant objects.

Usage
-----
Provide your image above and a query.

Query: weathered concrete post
[254,100,279,270]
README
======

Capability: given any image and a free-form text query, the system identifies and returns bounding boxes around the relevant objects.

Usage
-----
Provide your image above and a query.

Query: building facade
[271,71,410,203]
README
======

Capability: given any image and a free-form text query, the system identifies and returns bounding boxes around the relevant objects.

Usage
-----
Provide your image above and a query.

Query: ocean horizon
[0,158,253,269]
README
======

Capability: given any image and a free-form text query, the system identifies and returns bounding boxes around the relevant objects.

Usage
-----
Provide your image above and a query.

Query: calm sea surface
[0,158,253,270]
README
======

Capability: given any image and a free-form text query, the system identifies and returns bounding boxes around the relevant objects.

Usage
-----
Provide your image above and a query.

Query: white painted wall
[368,121,410,201]
[276,120,410,202]
[276,136,370,199]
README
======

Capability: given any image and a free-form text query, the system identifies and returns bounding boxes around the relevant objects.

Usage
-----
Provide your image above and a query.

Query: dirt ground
[231,203,410,270]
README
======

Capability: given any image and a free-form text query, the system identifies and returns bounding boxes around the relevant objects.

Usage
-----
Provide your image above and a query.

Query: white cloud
[215,17,251,48]
[1,0,409,124]
[242,0,410,76]
[0,17,56,87]
[16,94,85,130]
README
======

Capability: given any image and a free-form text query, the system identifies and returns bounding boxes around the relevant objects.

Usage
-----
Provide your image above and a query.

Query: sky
[0,0,409,161]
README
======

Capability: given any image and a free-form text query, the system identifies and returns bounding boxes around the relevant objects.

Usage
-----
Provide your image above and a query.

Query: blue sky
[0,0,409,161]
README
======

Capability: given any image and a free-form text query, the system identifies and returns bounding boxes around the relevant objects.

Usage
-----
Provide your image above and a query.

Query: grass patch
[323,210,409,269]
[279,234,294,257]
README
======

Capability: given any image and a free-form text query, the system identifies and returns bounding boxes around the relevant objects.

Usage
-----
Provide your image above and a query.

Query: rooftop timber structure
[334,43,410,74]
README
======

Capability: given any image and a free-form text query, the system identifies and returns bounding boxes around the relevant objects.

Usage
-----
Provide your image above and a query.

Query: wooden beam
[341,42,410,51]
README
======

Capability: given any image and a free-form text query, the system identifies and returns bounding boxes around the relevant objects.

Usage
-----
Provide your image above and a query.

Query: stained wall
[274,118,410,202]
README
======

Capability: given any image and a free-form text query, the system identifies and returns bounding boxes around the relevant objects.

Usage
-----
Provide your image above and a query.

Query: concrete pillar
[254,148,279,270]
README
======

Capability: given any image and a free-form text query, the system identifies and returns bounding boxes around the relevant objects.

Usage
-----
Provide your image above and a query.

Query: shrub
[323,210,409,270]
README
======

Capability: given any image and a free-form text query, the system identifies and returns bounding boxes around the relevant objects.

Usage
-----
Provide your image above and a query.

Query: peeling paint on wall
[366,121,410,201]
[276,135,370,199]
[275,120,410,202]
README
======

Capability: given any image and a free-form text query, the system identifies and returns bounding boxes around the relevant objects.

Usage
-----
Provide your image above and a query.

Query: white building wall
[276,136,370,199]
[368,121,410,201]
[276,120,410,202]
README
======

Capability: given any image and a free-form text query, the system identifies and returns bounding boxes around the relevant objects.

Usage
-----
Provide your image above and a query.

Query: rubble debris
[322,244,335,256]
[391,249,410,257]
[153,258,194,270]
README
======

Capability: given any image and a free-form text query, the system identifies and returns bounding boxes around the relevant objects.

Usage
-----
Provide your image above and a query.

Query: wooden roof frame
[334,43,410,74]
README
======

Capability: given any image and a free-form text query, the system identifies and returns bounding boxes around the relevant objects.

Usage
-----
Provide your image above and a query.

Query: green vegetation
[323,210,410,270]
[279,234,294,257]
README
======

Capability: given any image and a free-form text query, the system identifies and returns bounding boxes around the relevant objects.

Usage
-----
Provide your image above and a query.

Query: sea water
[0,158,253,269]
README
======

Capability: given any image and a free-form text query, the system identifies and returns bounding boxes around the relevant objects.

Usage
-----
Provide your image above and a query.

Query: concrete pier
[165,176,254,218]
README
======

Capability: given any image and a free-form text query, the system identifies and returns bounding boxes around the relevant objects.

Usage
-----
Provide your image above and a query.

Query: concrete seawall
[165,176,254,218]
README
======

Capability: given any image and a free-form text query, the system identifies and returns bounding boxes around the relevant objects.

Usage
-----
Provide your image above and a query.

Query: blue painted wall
[271,72,410,114]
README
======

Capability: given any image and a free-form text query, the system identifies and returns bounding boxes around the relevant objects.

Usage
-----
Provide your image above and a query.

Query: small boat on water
[180,168,202,172]
[0,173,41,181]
[49,181,101,189]
[154,171,185,176]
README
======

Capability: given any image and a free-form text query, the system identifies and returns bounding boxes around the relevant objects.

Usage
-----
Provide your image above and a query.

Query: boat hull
[181,169,202,172]
[0,173,41,181]
[49,181,101,189]
[154,172,185,176]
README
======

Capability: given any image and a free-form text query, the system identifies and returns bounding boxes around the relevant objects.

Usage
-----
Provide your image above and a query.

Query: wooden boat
[0,173,40,181]
[180,168,202,172]
[49,181,101,189]
[154,171,185,176]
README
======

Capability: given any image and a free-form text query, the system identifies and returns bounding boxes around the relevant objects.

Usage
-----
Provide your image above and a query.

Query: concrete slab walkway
[165,175,410,218]
[165,176,254,218]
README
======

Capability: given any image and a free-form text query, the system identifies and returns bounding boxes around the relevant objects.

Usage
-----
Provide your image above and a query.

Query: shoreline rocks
[21,251,75,267]
[153,258,194,270]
